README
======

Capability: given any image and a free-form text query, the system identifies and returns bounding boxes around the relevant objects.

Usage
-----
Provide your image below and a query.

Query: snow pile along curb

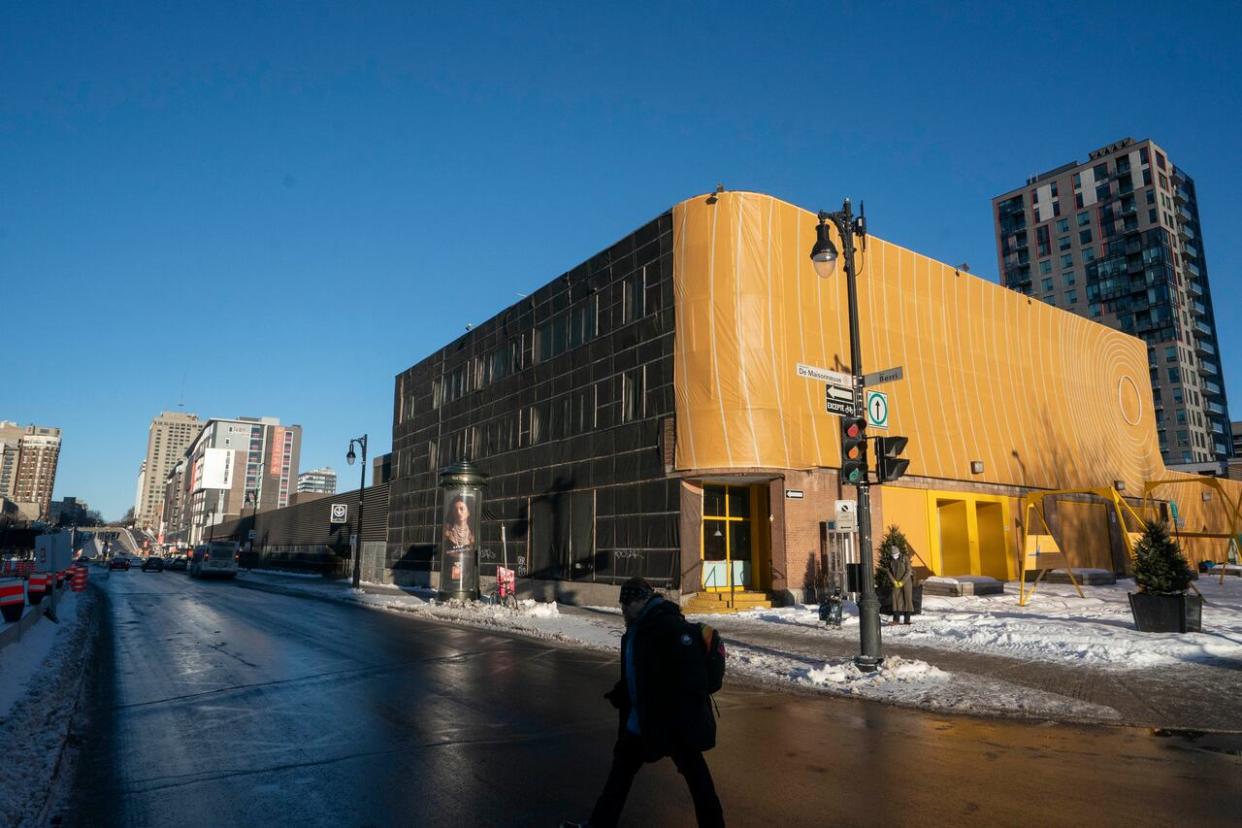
[0,589,99,828]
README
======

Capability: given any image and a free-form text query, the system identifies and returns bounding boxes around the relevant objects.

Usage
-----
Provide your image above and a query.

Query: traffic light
[839,416,867,485]
[875,435,910,483]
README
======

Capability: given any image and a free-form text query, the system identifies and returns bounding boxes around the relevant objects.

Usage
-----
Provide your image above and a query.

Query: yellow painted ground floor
[677,470,1241,600]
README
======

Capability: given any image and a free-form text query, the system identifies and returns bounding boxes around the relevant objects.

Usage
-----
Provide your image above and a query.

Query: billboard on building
[200,448,235,490]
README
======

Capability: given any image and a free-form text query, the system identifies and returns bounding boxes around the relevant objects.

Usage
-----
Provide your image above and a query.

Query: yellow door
[702,484,752,591]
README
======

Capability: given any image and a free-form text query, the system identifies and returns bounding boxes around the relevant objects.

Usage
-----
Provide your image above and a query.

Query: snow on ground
[235,572,1120,720]
[0,589,98,828]
[0,591,81,718]
[696,577,1242,670]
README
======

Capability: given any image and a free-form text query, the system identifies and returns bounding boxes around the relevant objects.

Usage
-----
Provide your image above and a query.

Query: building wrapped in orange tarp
[669,191,1238,603]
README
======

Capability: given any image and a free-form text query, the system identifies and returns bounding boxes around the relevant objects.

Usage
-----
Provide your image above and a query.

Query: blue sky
[2,1,1240,520]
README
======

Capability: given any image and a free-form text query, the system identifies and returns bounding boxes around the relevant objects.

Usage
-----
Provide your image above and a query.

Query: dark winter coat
[885,555,915,613]
[606,598,716,759]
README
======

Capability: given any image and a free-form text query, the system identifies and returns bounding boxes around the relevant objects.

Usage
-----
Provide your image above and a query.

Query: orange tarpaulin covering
[671,190,1166,492]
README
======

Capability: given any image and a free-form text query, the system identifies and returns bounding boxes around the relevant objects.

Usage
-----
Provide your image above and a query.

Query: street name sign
[797,362,854,387]
[329,503,349,524]
[865,390,890,429]
[835,499,858,531]
[863,366,903,386]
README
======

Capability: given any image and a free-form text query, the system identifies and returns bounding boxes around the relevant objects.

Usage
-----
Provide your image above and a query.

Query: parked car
[167,555,188,572]
[140,556,165,572]
[109,557,130,571]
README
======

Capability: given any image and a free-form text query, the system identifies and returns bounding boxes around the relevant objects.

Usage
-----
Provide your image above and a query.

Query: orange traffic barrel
[1,578,23,623]
[27,573,48,606]
[71,566,88,592]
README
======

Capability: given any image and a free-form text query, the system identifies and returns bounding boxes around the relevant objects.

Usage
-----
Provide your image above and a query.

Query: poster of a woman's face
[442,493,476,549]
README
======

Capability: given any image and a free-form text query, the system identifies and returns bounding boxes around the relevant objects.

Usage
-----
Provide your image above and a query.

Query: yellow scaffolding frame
[1140,478,1242,586]
[1017,487,1147,606]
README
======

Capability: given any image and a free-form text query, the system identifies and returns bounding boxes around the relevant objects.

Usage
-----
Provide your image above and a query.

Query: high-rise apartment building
[993,138,1231,466]
[0,420,62,519]
[135,411,201,529]
[162,416,302,545]
[296,467,337,495]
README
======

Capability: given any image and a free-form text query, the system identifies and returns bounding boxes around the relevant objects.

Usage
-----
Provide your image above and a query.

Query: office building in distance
[0,420,62,520]
[993,137,1231,467]
[161,416,301,545]
[135,411,201,529]
[296,467,337,495]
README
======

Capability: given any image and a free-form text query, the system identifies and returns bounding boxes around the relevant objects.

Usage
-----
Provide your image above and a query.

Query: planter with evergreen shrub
[1128,521,1202,633]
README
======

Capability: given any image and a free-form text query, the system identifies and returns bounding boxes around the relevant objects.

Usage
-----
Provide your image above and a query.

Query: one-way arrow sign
[825,383,853,416]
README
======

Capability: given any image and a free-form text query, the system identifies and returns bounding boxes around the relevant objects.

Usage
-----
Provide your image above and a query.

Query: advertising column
[437,461,487,601]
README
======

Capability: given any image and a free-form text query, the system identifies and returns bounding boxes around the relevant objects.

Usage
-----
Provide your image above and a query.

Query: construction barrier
[71,566,88,593]
[27,573,48,606]
[0,578,22,623]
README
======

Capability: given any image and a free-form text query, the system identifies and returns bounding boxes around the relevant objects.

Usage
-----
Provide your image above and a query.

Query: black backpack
[690,622,726,694]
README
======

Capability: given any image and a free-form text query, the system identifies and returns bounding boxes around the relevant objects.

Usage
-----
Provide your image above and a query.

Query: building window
[1165,346,1177,361]
[1077,211,1090,227]
[1066,290,1078,304]
[1039,260,1052,275]
[620,369,643,423]
[1156,152,1166,170]
[623,268,646,324]
[1142,168,1152,187]
[1060,253,1073,268]
[1168,368,1180,383]
[1058,236,1071,251]
[1042,278,1054,292]
[1146,189,1155,205]
[1064,271,1075,285]
[1056,218,1069,234]
[1078,228,1092,244]
[1082,248,1096,265]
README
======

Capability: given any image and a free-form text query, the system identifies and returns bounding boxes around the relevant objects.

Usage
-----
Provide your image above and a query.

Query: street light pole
[346,435,368,589]
[810,198,883,672]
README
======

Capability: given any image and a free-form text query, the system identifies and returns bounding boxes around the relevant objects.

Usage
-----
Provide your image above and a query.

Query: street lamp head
[810,219,839,279]
[346,446,356,466]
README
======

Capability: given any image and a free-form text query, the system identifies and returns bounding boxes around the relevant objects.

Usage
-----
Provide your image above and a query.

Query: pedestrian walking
[563,577,725,828]
[886,546,915,624]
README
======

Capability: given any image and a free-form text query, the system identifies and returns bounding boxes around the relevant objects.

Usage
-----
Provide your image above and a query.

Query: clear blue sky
[3,2,1240,520]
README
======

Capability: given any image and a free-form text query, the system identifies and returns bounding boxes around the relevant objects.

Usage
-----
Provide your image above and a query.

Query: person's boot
[903,613,912,625]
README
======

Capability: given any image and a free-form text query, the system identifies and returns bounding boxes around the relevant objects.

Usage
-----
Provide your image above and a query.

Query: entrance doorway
[937,499,971,575]
[976,501,1007,579]
[701,484,754,591]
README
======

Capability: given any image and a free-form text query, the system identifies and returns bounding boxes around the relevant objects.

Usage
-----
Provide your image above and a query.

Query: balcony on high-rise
[1195,320,1212,336]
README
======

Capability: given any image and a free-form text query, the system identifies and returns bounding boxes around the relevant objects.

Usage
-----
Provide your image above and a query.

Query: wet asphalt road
[65,571,1240,828]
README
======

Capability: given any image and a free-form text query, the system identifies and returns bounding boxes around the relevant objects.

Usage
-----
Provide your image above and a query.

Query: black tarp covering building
[387,213,679,589]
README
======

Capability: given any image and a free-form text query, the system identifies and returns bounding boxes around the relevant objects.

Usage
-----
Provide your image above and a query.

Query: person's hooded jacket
[606,597,716,759]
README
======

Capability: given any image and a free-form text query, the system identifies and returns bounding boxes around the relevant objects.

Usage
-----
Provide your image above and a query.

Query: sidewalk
[230,570,1242,732]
